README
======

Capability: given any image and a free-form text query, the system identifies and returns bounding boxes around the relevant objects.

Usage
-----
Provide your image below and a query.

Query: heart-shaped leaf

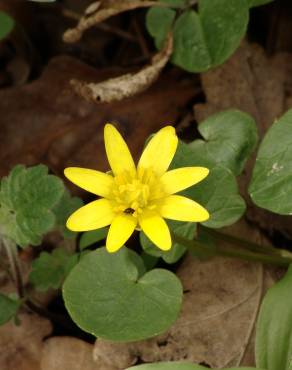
[249,109,292,214]
[171,141,246,228]
[146,7,176,49]
[0,165,64,247]
[63,248,183,341]
[190,110,258,175]
[0,11,14,40]
[147,0,249,72]
[255,266,292,370]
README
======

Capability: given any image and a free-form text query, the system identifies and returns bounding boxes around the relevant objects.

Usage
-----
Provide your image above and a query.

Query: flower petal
[158,195,209,222]
[138,126,178,176]
[160,167,209,195]
[104,124,136,176]
[106,214,137,253]
[139,210,171,251]
[66,199,114,231]
[64,167,114,197]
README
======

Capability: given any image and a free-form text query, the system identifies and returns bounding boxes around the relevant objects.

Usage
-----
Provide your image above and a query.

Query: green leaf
[63,248,183,341]
[256,266,292,370]
[29,248,78,291]
[249,109,292,214]
[146,7,176,49]
[0,165,64,247]
[126,362,260,370]
[140,252,159,270]
[140,220,195,263]
[0,293,20,325]
[190,110,258,175]
[248,0,274,7]
[0,11,14,40]
[147,0,249,72]
[171,141,246,228]
[198,0,249,68]
[53,190,83,239]
[79,228,108,250]
[172,10,212,72]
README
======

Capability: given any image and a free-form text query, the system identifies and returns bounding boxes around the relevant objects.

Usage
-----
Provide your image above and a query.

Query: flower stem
[200,225,288,256]
[2,237,25,298]
[172,228,292,266]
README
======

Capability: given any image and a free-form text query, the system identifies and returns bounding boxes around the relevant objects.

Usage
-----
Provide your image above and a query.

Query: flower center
[111,168,165,217]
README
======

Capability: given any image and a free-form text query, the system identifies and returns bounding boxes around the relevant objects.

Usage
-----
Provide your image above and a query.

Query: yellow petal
[64,167,114,197]
[138,126,178,176]
[66,199,114,231]
[160,167,209,195]
[158,195,209,222]
[106,214,137,253]
[104,124,136,176]
[139,210,171,251]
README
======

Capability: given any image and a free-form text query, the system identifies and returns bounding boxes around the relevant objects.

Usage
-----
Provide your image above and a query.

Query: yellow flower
[64,124,209,253]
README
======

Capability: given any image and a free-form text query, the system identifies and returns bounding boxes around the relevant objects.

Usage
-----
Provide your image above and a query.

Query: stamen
[111,169,165,217]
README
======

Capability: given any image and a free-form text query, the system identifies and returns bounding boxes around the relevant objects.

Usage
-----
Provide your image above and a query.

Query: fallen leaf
[63,0,159,43]
[0,313,52,370]
[194,42,285,135]
[71,35,173,102]
[93,221,278,369]
[0,55,196,182]
[93,340,136,369]
[41,337,110,370]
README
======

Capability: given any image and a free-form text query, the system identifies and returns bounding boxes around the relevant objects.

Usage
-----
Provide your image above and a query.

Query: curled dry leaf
[63,0,159,43]
[93,221,279,369]
[71,34,173,103]
[0,313,52,370]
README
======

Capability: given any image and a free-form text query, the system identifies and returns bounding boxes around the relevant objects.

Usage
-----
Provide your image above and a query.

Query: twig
[63,1,161,43]
[132,17,151,58]
[63,8,137,42]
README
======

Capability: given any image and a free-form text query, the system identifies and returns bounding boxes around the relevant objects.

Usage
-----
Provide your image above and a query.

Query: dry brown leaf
[71,35,173,103]
[63,0,159,43]
[0,313,52,370]
[93,221,279,369]
[93,340,136,369]
[0,55,196,179]
[41,337,112,370]
[194,42,285,135]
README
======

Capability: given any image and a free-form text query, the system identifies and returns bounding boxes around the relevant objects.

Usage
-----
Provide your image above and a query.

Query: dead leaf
[194,41,285,136]
[93,221,279,369]
[71,35,173,102]
[41,337,111,370]
[63,0,159,43]
[93,340,136,369]
[0,313,52,370]
[0,55,196,182]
